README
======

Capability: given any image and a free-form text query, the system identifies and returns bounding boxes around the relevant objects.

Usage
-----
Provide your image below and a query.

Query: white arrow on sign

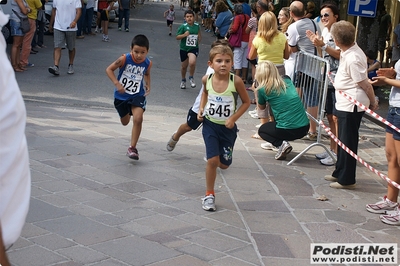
[361,10,374,15]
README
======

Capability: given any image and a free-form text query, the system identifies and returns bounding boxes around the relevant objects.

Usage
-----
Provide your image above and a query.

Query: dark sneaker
[48,65,59,76]
[274,141,292,160]
[366,196,399,214]
[166,133,178,151]
[126,146,139,160]
[202,195,216,211]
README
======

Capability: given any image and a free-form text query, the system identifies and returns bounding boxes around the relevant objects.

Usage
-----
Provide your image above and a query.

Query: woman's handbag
[227,15,245,48]
[12,10,30,33]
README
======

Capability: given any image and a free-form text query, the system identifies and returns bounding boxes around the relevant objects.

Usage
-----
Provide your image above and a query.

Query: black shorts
[114,96,146,118]
[101,10,109,21]
[167,19,173,26]
[180,48,199,62]
[187,108,202,130]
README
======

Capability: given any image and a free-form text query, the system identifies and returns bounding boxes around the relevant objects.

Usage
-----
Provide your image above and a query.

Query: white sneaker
[180,81,186,89]
[261,142,279,152]
[250,112,259,119]
[189,78,196,88]
[255,123,262,128]
[67,64,74,74]
[202,195,216,211]
[248,109,257,115]
[320,153,336,166]
[315,150,329,160]
[366,196,399,214]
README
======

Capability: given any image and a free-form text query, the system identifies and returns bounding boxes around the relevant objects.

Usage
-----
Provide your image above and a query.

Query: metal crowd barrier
[287,51,334,165]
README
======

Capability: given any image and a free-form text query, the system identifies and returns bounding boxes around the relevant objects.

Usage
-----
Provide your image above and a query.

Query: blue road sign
[347,0,378,18]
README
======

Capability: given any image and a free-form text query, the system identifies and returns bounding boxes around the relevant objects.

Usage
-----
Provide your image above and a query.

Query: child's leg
[181,58,189,79]
[205,156,219,195]
[103,20,109,35]
[174,123,192,141]
[120,114,131,126]
[187,53,197,77]
[386,133,400,202]
[130,106,144,147]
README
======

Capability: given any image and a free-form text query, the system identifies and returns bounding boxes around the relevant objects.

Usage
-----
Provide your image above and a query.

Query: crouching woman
[256,60,309,160]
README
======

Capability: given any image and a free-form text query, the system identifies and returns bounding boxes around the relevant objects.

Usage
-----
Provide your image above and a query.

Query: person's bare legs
[53,47,62,66]
[68,48,75,65]
[188,53,197,77]
[327,114,338,153]
[308,106,318,134]
[241,67,248,82]
[11,36,23,70]
[181,58,188,79]
[386,133,400,203]
[130,106,144,147]
[173,123,192,141]
[205,156,228,193]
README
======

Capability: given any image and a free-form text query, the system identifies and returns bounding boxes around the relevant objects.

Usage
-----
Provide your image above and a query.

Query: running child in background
[105,35,152,160]
[164,4,176,36]
[166,39,231,152]
[197,44,250,211]
[176,10,201,89]
[101,0,116,42]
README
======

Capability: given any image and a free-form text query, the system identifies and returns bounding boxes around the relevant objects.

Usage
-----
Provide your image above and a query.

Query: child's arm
[371,75,400,88]
[367,60,380,72]
[164,10,168,18]
[143,62,152,96]
[197,75,209,122]
[225,75,250,129]
[105,55,125,94]
[176,27,189,40]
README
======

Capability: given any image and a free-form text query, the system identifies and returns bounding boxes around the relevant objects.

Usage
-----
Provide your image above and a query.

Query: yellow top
[26,0,43,20]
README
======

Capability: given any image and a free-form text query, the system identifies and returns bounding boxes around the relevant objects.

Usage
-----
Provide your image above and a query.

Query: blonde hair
[256,11,279,43]
[209,45,233,62]
[255,61,286,95]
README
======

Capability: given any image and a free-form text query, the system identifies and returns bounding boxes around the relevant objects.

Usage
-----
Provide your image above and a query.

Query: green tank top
[205,73,238,125]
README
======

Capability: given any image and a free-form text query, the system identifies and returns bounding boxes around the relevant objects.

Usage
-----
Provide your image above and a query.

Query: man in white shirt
[48,0,82,76]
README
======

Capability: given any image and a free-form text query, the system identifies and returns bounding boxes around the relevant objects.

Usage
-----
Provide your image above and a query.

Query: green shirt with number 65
[177,22,201,51]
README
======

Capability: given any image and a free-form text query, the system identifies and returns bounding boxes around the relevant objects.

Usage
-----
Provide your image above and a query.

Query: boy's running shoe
[189,78,196,88]
[366,196,399,214]
[202,195,216,211]
[67,64,74,74]
[127,146,139,160]
[180,81,186,89]
[380,208,400,225]
[166,133,178,151]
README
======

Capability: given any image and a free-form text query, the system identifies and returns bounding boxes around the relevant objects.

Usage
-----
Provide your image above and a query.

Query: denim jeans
[118,8,130,29]
[85,7,94,34]
[77,4,87,36]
